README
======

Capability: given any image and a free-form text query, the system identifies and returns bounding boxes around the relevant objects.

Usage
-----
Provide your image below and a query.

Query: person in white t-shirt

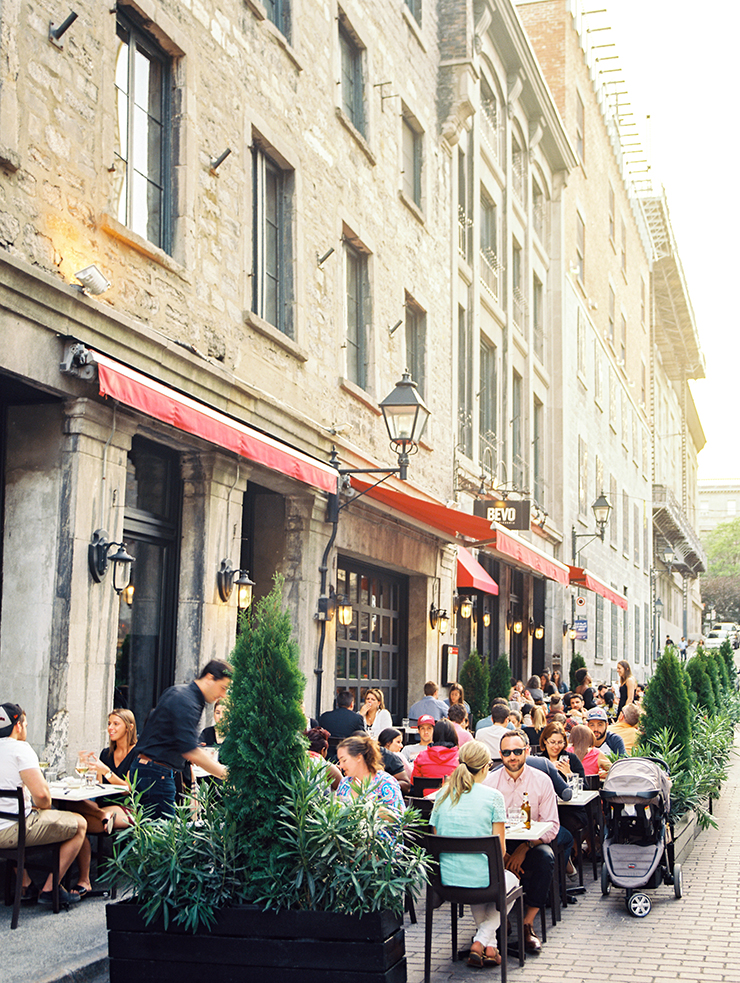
[0,703,89,906]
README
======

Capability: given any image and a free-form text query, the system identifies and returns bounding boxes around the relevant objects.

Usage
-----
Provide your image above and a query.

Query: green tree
[569,652,586,691]
[701,517,740,622]
[719,639,737,690]
[698,649,722,707]
[220,575,307,883]
[709,645,732,694]
[641,647,692,770]
[489,653,512,700]
[685,656,715,713]
[460,650,489,726]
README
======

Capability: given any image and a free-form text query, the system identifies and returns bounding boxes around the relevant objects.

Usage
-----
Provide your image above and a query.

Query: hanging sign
[473,499,531,531]
[574,618,588,640]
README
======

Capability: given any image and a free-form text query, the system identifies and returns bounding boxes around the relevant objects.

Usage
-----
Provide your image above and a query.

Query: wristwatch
[104,770,113,781]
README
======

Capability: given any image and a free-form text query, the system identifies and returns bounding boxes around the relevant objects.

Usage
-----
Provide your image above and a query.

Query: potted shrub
[459,649,489,726]
[489,652,511,700]
[105,578,429,982]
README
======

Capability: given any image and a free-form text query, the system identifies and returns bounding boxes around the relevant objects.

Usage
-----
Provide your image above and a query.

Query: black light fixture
[662,545,676,570]
[528,617,535,636]
[89,530,135,595]
[506,610,514,631]
[429,603,449,633]
[457,595,473,620]
[591,493,613,540]
[234,569,256,611]
[378,370,431,481]
[562,620,570,636]
[482,609,491,628]
[337,594,353,626]
[217,559,255,610]
[534,624,545,640]
[513,619,523,635]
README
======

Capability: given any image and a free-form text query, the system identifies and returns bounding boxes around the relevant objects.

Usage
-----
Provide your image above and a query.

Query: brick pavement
[404,732,740,983]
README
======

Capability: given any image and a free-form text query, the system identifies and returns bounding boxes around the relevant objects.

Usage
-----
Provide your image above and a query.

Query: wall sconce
[123,584,135,607]
[457,595,473,620]
[75,265,111,295]
[89,530,135,594]
[429,603,449,633]
[217,559,255,610]
[569,627,577,640]
[316,585,353,624]
[482,609,491,628]
[337,595,353,625]
[506,610,514,631]
[513,619,523,634]
[534,624,545,640]
[528,617,535,636]
[562,620,570,636]
[662,545,676,571]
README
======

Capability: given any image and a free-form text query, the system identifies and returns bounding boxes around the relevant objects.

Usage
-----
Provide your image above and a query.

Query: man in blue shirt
[586,706,625,756]
[407,681,448,725]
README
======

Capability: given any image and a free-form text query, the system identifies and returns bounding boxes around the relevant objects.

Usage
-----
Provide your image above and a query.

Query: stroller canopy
[602,757,672,809]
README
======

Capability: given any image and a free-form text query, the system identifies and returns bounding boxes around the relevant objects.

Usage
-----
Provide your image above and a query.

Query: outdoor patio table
[48,780,127,803]
[505,820,553,841]
[557,787,602,880]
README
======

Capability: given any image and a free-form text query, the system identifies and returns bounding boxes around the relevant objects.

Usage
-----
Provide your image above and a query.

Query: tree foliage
[220,575,307,881]
[489,653,512,700]
[569,652,586,691]
[698,649,723,708]
[700,575,740,624]
[685,656,715,713]
[459,650,489,726]
[704,516,740,576]
[641,647,692,770]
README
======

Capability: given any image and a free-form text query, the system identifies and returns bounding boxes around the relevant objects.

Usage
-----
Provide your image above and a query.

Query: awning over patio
[568,566,628,610]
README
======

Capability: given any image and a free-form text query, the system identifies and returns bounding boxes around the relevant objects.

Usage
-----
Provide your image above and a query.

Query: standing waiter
[130,660,231,819]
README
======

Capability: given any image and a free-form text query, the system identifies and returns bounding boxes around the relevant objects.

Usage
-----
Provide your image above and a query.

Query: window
[611,600,618,662]
[634,503,640,565]
[620,313,627,365]
[609,370,617,431]
[578,437,588,516]
[622,489,629,555]
[401,112,422,207]
[576,92,585,162]
[405,297,426,397]
[512,241,527,333]
[458,147,471,260]
[640,362,646,408]
[479,190,500,302]
[114,10,171,250]
[479,340,497,471]
[532,180,549,247]
[404,0,422,23]
[512,133,525,202]
[576,307,586,377]
[620,219,627,276]
[533,275,544,362]
[644,601,650,663]
[345,242,369,389]
[339,19,364,135]
[634,605,640,665]
[594,342,603,404]
[252,146,293,336]
[533,398,544,505]
[264,0,290,39]
[576,213,585,284]
[609,473,617,543]
[480,77,501,163]
[608,185,615,242]
[458,302,473,457]
[608,286,615,343]
[512,372,524,488]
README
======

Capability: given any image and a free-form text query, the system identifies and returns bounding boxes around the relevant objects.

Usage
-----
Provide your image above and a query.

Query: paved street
[4,732,739,983]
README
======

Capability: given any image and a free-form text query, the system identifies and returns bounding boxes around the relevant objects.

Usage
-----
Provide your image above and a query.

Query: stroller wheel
[601,865,611,896]
[626,892,651,917]
[673,863,683,899]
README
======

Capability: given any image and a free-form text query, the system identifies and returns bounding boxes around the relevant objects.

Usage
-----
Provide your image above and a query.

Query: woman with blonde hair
[616,660,637,715]
[568,724,611,779]
[430,740,518,968]
[530,705,547,732]
[359,687,393,738]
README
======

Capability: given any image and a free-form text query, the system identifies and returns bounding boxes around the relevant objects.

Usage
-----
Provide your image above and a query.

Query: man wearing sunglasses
[484,729,559,953]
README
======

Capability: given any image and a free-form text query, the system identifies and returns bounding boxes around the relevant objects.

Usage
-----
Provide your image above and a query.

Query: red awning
[569,566,629,610]
[457,547,499,594]
[93,352,338,494]
[352,478,568,584]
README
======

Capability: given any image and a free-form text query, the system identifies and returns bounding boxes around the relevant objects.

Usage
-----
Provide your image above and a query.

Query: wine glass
[75,752,89,784]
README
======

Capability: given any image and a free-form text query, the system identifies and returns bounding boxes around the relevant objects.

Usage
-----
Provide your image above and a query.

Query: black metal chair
[422,833,525,983]
[411,776,443,797]
[0,788,60,929]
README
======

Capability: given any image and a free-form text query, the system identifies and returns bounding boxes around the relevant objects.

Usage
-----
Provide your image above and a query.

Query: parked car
[713,623,739,649]
[704,630,730,650]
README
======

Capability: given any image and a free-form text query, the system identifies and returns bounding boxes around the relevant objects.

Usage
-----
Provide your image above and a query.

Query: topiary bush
[641,647,692,771]
[460,650,489,726]
[489,653,512,700]
[569,652,586,691]
[719,638,737,689]
[698,649,723,708]
[685,656,715,713]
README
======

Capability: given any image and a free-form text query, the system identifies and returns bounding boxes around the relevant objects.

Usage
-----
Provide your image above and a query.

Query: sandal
[483,947,502,967]
[20,883,39,905]
[467,949,485,968]
[72,884,89,899]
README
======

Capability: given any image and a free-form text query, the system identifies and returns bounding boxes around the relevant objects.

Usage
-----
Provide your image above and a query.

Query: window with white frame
[114,9,172,251]
[479,339,497,471]
[479,189,499,302]
[480,76,501,163]
[404,0,422,24]
[512,371,525,489]
[345,241,369,389]
[576,307,586,377]
[401,110,422,207]
[512,240,527,333]
[458,301,473,457]
[405,296,426,397]
[576,212,585,284]
[533,398,544,505]
[252,145,294,336]
[511,131,525,202]
[533,275,544,363]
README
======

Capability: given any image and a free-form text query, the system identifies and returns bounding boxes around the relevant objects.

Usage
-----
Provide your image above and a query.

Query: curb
[24,947,109,983]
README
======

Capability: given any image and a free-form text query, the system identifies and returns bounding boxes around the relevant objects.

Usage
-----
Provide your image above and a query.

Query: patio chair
[0,788,60,929]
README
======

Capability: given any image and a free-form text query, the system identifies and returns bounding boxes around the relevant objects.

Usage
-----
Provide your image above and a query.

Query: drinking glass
[506,807,525,826]
[74,752,88,785]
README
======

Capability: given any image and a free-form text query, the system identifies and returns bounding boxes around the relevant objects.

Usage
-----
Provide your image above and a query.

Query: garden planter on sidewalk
[107,901,406,983]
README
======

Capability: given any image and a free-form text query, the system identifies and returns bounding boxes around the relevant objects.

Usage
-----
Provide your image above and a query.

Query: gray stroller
[600,756,683,917]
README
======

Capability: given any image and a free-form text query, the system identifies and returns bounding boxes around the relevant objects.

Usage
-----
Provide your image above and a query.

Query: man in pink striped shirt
[484,729,558,953]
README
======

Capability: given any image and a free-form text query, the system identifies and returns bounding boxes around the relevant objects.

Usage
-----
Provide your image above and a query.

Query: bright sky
[592,1,739,480]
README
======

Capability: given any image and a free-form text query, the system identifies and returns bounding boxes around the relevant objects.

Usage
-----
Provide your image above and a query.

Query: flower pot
[106,902,406,983]
[673,810,698,866]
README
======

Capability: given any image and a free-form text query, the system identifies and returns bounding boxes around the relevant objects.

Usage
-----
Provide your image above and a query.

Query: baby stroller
[600,756,683,917]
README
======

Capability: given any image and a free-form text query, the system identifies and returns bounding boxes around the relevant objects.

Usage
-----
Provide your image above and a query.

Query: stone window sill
[340,377,381,415]
[335,108,377,166]
[100,214,191,282]
[244,310,308,362]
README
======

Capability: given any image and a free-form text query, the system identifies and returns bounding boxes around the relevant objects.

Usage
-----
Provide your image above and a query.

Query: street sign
[473,499,531,530]
[576,595,586,607]
[574,618,588,640]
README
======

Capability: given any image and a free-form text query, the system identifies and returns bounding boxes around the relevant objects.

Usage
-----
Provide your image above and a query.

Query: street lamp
[378,370,431,481]
[655,597,664,659]
[570,493,613,656]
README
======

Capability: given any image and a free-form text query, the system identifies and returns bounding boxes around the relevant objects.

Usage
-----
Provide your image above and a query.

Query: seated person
[199,698,226,746]
[401,715,435,765]
[447,704,473,747]
[444,682,471,714]
[410,719,459,788]
[358,688,393,739]
[568,724,611,778]
[475,698,511,733]
[378,727,412,793]
[586,706,625,756]
[336,735,404,818]
[539,722,584,780]
[546,697,564,721]
[305,727,342,790]
[476,704,511,760]
[574,668,596,710]
[0,703,90,906]
[407,681,448,725]
[565,693,587,732]
[318,691,366,747]
[506,709,523,728]
[78,708,138,835]
[608,703,640,751]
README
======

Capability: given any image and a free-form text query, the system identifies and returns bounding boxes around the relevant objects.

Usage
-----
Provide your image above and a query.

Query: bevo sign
[473,499,531,531]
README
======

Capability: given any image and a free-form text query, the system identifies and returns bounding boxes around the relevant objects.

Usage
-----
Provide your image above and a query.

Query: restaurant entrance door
[334,559,408,720]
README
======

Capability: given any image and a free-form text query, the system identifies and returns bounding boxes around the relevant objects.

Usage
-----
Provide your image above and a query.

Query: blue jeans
[130,759,177,820]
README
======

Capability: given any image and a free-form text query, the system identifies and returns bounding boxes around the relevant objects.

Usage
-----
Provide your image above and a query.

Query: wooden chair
[422,833,525,983]
[0,788,60,929]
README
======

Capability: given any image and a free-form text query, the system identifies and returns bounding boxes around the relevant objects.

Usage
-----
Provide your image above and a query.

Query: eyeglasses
[501,748,526,758]
[545,739,565,747]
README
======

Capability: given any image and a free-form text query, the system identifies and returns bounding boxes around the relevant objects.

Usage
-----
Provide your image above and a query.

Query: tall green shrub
[569,653,586,691]
[710,646,732,694]
[719,639,736,690]
[698,650,722,708]
[489,653,512,700]
[460,650,489,725]
[641,647,692,770]
[220,575,307,880]
[685,656,715,713]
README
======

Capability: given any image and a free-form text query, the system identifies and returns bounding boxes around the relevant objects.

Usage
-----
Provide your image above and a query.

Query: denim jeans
[130,759,177,820]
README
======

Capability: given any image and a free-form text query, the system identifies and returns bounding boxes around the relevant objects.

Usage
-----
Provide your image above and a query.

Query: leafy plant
[489,653,511,701]
[569,653,586,691]
[641,647,692,770]
[251,764,431,915]
[460,650,489,726]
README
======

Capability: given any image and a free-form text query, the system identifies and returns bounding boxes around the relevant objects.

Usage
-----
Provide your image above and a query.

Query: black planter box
[106,902,406,983]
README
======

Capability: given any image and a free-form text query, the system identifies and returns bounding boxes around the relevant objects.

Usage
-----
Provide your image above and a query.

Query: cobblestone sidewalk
[404,733,740,983]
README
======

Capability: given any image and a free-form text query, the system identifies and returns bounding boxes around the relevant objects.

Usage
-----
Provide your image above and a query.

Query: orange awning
[457,547,499,594]
[569,566,628,610]
[484,529,570,586]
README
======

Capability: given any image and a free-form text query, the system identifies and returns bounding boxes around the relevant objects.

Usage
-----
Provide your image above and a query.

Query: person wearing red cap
[400,714,435,765]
